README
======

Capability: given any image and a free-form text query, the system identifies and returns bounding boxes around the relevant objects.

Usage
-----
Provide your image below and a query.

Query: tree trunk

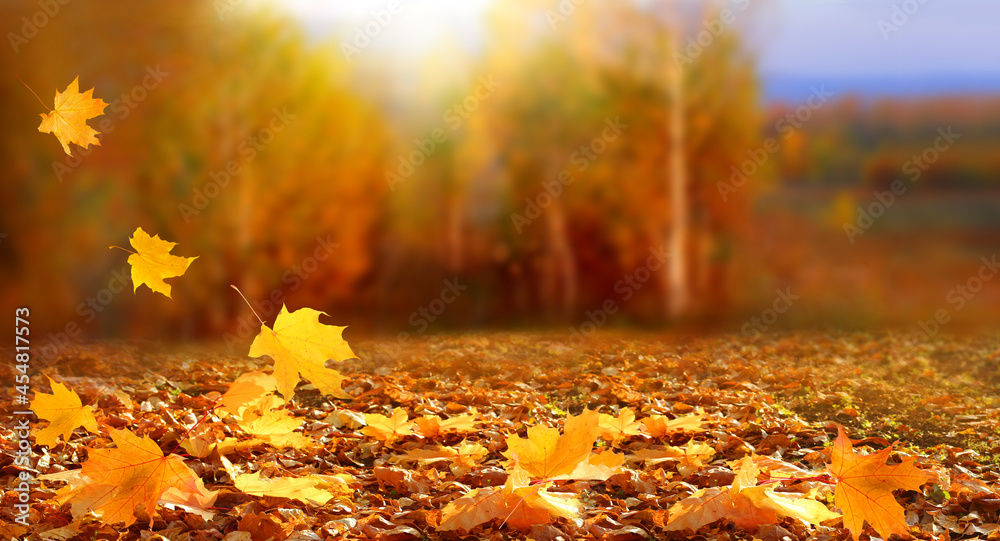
[665,14,689,320]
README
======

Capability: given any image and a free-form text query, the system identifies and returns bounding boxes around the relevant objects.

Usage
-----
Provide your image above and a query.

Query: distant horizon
[761,72,1000,104]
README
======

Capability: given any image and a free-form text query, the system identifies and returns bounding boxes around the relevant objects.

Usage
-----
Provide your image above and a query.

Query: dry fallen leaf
[598,407,642,442]
[828,425,935,541]
[363,407,415,444]
[641,411,706,437]
[414,408,478,438]
[30,377,99,447]
[37,76,108,155]
[248,305,355,399]
[502,409,603,479]
[118,227,197,298]
[46,429,216,527]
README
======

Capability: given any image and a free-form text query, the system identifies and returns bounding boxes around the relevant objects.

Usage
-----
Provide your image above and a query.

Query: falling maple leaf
[115,227,197,298]
[45,429,216,527]
[248,304,355,400]
[362,407,415,444]
[502,409,603,479]
[828,425,935,541]
[37,76,108,155]
[598,407,642,442]
[29,377,99,447]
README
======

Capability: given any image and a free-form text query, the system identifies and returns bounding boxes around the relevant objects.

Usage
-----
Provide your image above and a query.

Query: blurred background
[3,0,1000,357]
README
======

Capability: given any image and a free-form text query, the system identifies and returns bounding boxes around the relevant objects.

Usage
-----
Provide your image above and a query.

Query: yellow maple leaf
[362,407,415,444]
[641,411,706,437]
[237,395,313,449]
[598,407,642,442]
[115,227,197,298]
[48,429,216,527]
[502,409,603,480]
[37,76,108,155]
[828,425,935,541]
[221,456,351,506]
[30,377,99,447]
[413,408,478,438]
[248,304,355,400]
[391,440,488,476]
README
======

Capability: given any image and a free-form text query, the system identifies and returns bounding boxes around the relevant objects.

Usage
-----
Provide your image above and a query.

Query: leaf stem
[15,75,50,111]
[231,284,266,327]
[108,245,137,255]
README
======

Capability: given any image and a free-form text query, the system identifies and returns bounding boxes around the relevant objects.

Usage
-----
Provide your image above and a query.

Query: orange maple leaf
[30,377,99,447]
[362,408,415,444]
[49,429,216,527]
[218,371,277,415]
[248,304,356,400]
[502,409,603,479]
[828,425,935,541]
[37,76,108,155]
[438,487,507,532]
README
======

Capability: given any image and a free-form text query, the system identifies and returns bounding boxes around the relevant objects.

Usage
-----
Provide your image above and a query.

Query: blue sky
[757,0,1000,77]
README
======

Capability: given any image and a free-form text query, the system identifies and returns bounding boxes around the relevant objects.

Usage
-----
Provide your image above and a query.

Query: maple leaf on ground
[222,456,352,505]
[116,227,197,298]
[627,440,715,476]
[30,377,99,447]
[438,487,506,532]
[828,425,936,541]
[390,440,488,476]
[502,409,603,479]
[248,304,356,400]
[236,395,313,449]
[37,76,108,155]
[666,456,839,533]
[43,429,216,527]
[413,408,478,438]
[641,411,706,437]
[363,407,415,444]
[598,407,642,442]
[218,371,278,416]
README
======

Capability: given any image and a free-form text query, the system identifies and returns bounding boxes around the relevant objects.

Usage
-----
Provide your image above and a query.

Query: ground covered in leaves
[3,331,1000,540]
